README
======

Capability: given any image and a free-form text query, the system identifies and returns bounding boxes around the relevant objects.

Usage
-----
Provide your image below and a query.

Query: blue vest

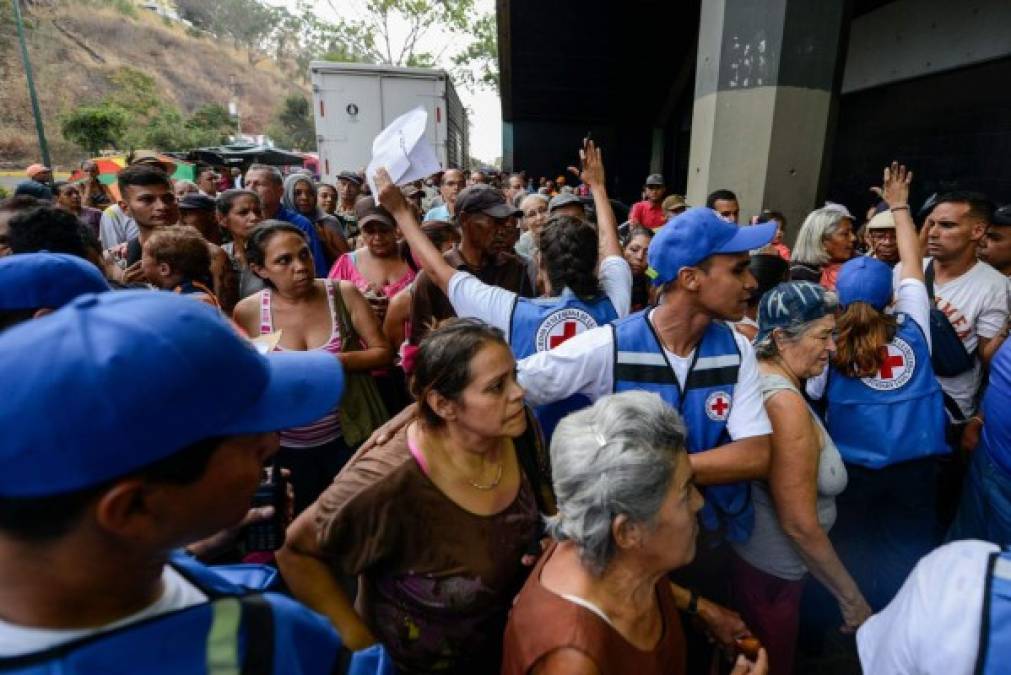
[977,549,1011,674]
[612,310,754,542]
[511,292,619,441]
[0,553,342,675]
[825,314,948,469]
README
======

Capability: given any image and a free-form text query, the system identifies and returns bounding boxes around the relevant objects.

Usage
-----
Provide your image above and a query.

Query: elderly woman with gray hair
[789,204,857,290]
[729,281,870,675]
[502,390,767,675]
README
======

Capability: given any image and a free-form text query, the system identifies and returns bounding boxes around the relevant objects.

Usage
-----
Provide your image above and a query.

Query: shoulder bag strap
[329,281,359,353]
[925,259,936,304]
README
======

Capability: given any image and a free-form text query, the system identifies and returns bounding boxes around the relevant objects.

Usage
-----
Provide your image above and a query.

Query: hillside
[0,0,309,168]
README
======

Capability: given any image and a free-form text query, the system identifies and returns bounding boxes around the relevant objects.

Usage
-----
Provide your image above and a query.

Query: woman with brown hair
[233,221,391,514]
[277,319,552,674]
[216,189,266,300]
[808,162,948,611]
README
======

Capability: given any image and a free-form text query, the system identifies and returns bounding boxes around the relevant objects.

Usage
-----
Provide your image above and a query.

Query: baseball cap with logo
[645,173,665,187]
[646,207,777,286]
[755,281,836,343]
[455,185,520,219]
[836,256,893,310]
[0,252,110,312]
[0,291,345,497]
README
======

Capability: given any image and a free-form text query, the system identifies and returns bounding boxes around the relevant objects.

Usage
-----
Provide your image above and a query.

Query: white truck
[309,62,469,183]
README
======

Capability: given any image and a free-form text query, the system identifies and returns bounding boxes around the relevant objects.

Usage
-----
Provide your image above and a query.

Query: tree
[451,13,499,91]
[267,95,315,151]
[60,104,130,155]
[322,0,472,67]
[186,104,235,145]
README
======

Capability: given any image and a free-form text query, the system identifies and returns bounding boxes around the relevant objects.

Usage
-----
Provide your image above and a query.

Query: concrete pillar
[687,0,847,237]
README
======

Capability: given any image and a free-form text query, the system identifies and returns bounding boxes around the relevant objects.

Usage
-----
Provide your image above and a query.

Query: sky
[271,0,503,163]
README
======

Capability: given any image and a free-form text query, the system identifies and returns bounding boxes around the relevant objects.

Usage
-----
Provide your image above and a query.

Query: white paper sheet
[366,106,442,196]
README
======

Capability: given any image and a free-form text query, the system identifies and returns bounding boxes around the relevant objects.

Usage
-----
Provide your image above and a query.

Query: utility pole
[12,0,51,167]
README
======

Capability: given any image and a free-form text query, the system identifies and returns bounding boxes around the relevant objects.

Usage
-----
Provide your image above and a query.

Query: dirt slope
[0,0,308,168]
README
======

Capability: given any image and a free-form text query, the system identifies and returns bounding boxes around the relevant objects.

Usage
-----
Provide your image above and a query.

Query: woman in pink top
[328,196,416,325]
[234,220,391,514]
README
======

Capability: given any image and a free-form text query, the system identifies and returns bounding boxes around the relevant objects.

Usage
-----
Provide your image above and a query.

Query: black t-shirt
[126,237,142,267]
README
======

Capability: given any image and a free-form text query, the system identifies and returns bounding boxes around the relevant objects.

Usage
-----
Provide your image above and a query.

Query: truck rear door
[314,72,382,182]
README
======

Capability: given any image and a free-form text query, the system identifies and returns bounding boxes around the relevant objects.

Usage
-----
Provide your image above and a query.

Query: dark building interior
[498,0,1011,213]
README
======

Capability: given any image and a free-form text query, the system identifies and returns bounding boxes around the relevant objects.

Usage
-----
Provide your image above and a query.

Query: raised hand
[870,161,912,208]
[373,167,411,215]
[579,138,606,189]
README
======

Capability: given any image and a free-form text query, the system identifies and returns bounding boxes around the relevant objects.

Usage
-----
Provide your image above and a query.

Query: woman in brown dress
[277,319,551,674]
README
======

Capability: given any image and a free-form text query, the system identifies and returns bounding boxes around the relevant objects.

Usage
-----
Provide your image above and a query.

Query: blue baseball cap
[755,281,835,343]
[0,252,110,312]
[0,291,345,497]
[836,256,893,310]
[646,207,777,285]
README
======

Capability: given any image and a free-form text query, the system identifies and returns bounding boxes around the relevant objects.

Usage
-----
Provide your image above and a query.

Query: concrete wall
[843,0,1011,94]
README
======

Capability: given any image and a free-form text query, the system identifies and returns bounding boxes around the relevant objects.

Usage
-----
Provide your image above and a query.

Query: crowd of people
[1,140,1010,675]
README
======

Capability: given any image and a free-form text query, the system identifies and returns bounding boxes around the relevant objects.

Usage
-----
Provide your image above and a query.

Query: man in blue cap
[518,207,775,542]
[0,251,110,331]
[0,291,346,672]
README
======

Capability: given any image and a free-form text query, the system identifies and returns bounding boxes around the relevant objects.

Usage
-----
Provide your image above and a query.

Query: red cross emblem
[878,346,905,379]
[549,321,579,348]
[705,391,732,421]
[862,337,916,391]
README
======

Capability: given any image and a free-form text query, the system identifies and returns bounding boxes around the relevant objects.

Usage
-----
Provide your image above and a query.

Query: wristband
[890,205,910,213]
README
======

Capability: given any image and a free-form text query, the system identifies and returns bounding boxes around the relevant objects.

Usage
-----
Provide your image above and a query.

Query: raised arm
[876,162,921,283]
[579,140,623,262]
[374,168,456,294]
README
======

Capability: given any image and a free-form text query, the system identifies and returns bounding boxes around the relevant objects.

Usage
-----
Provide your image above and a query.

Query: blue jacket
[977,548,1011,674]
[511,291,618,441]
[0,554,342,674]
[612,310,754,542]
[825,314,948,469]
[276,205,329,276]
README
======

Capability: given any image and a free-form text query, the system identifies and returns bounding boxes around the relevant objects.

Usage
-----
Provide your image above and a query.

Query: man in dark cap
[981,204,1011,277]
[629,173,668,229]
[410,184,535,344]
[335,170,364,242]
[548,192,586,220]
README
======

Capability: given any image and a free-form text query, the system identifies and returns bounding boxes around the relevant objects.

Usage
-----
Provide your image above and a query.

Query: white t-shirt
[893,259,1010,417]
[807,278,931,400]
[857,539,998,675]
[0,565,207,657]
[517,309,772,441]
[446,255,633,338]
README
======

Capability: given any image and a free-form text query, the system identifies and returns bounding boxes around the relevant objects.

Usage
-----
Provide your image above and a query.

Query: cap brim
[359,213,396,230]
[481,204,522,218]
[218,350,345,435]
[715,221,777,254]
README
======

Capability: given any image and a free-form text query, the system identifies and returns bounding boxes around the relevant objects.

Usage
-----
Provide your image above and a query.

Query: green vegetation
[266,95,315,152]
[59,67,235,154]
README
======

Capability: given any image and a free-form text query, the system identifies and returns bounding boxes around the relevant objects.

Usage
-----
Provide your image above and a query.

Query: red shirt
[630,200,668,229]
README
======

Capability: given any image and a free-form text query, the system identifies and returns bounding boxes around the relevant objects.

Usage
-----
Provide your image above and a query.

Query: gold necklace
[468,461,503,490]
